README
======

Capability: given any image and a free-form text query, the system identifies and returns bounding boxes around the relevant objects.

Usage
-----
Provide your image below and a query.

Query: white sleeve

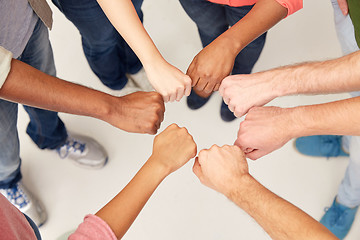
[0,46,13,89]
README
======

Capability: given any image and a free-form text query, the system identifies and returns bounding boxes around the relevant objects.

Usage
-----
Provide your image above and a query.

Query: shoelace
[57,139,86,159]
[6,183,29,209]
[320,136,343,157]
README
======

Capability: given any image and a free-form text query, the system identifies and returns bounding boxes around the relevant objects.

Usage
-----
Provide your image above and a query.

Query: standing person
[0,0,108,227]
[179,0,302,121]
[51,0,192,102]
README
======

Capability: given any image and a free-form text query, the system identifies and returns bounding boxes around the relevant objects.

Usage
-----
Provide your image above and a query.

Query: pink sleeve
[68,214,117,240]
[275,0,303,17]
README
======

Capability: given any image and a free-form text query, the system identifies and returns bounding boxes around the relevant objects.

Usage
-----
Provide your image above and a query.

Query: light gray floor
[15,0,360,239]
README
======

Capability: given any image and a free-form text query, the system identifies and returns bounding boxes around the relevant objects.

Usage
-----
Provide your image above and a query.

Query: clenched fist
[106,91,165,134]
[193,145,248,198]
[149,123,197,174]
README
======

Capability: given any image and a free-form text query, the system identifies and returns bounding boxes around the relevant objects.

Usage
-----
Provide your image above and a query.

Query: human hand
[187,38,238,96]
[235,106,299,160]
[219,71,280,118]
[144,60,191,102]
[149,124,197,174]
[107,91,165,134]
[337,0,348,15]
[193,145,249,198]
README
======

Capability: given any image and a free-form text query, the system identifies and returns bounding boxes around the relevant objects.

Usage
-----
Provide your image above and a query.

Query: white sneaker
[56,133,108,169]
[127,68,154,92]
[107,77,141,97]
[0,181,47,227]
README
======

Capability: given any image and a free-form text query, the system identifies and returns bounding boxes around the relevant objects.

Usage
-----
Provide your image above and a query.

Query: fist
[193,145,248,197]
[112,91,165,134]
[150,124,197,174]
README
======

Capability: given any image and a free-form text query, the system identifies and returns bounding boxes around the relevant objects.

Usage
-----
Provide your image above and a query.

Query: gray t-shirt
[0,0,38,58]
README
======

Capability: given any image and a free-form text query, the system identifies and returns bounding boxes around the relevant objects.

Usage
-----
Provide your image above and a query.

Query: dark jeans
[179,0,267,75]
[52,0,144,90]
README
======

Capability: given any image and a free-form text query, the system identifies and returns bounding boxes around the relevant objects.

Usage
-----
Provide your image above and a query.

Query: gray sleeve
[0,46,13,89]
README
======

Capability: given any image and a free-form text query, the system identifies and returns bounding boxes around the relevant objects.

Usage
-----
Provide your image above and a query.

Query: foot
[187,90,211,110]
[320,197,358,239]
[56,133,108,169]
[0,181,47,227]
[295,135,349,157]
[220,101,236,122]
[127,68,154,92]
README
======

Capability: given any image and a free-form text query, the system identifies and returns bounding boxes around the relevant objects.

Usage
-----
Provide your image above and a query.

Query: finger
[194,78,207,91]
[245,149,264,160]
[337,0,348,15]
[169,92,176,102]
[214,83,220,91]
[192,157,203,178]
[223,96,230,105]
[244,148,254,154]
[184,76,192,96]
[203,82,215,94]
[176,87,185,102]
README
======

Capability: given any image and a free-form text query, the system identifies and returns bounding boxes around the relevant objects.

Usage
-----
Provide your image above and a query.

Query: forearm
[96,159,169,239]
[218,0,287,55]
[0,59,114,120]
[288,97,360,137]
[96,0,164,65]
[229,175,338,240]
[270,51,360,97]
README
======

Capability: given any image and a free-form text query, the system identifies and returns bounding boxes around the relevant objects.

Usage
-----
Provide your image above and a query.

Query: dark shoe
[187,90,211,110]
[220,101,236,122]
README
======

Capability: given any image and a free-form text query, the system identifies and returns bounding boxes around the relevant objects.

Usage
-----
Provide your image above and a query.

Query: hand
[107,91,165,134]
[149,124,197,174]
[235,106,298,160]
[337,0,349,15]
[144,60,191,102]
[219,71,279,118]
[193,145,248,197]
[187,38,237,96]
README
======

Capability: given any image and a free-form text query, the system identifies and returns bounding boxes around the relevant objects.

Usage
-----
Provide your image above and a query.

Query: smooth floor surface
[14,0,360,239]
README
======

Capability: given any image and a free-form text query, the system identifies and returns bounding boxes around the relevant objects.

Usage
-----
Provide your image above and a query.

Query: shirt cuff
[0,46,13,89]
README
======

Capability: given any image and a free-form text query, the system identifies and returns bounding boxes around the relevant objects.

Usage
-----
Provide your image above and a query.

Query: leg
[19,18,68,149]
[0,100,21,188]
[179,0,228,48]
[51,0,143,90]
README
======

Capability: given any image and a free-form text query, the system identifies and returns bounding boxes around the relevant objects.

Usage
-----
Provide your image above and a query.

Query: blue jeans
[179,0,267,75]
[331,0,360,208]
[51,0,144,90]
[0,18,68,188]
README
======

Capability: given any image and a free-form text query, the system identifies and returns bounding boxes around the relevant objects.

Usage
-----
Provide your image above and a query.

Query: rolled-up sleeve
[276,0,303,17]
[0,46,13,89]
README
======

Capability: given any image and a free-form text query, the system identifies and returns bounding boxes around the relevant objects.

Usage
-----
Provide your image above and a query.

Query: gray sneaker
[56,133,108,169]
[0,181,47,227]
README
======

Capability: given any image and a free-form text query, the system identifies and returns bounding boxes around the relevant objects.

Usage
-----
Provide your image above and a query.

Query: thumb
[337,0,349,15]
[245,149,266,160]
[192,157,203,179]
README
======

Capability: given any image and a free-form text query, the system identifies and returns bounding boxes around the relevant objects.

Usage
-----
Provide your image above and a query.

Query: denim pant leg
[20,18,68,150]
[331,0,360,207]
[179,0,229,48]
[224,5,267,75]
[52,0,143,90]
[0,101,22,188]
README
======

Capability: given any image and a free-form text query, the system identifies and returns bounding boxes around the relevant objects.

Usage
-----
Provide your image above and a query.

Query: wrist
[215,34,242,58]
[147,155,173,177]
[227,174,255,204]
[284,106,308,139]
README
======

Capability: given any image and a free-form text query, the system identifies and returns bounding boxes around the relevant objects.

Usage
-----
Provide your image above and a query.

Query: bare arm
[188,0,288,96]
[95,124,197,239]
[96,0,191,102]
[193,145,338,240]
[220,50,360,118]
[0,59,165,134]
